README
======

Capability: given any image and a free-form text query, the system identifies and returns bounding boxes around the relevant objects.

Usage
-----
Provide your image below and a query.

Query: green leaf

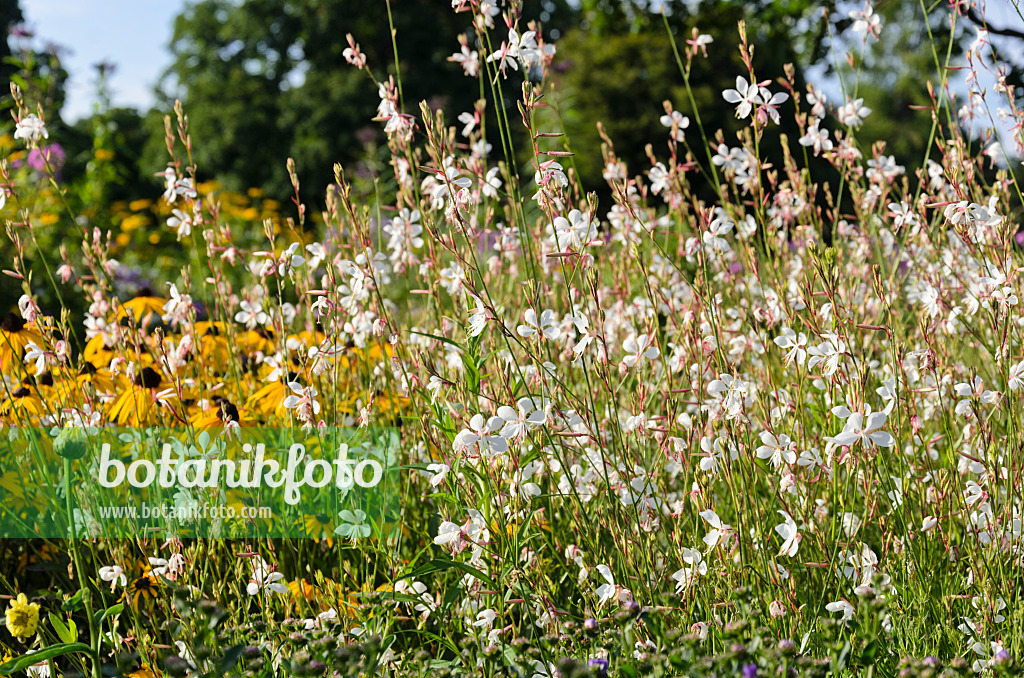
[400,557,496,588]
[49,612,76,644]
[0,643,92,675]
[93,603,123,630]
[61,588,85,612]
[217,644,245,673]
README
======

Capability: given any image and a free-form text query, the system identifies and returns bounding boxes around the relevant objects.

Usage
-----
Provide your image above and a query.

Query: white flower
[571,313,595,358]
[826,599,855,621]
[594,564,627,606]
[1008,359,1024,391]
[828,411,894,448]
[798,121,833,155]
[246,557,288,596]
[453,413,508,457]
[849,4,881,36]
[549,209,596,249]
[467,294,488,337]
[773,327,808,365]
[700,509,732,549]
[621,333,660,368]
[659,109,690,142]
[481,166,502,199]
[425,463,450,487]
[234,300,268,329]
[99,565,127,589]
[722,76,760,119]
[807,332,846,377]
[14,114,48,144]
[774,511,801,557]
[670,547,707,591]
[497,397,548,442]
[23,341,48,375]
[756,431,796,469]
[517,308,561,341]
[837,98,871,128]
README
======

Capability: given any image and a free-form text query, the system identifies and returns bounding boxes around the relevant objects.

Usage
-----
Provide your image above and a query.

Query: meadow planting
[1,1,1024,676]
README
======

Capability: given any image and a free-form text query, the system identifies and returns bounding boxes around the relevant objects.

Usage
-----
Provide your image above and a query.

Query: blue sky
[21,0,183,120]
[18,0,1024,156]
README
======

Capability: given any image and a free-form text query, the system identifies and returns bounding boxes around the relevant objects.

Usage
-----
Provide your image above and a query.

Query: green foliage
[152,0,574,205]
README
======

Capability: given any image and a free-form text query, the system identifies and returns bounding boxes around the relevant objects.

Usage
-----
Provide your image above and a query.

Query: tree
[152,0,574,206]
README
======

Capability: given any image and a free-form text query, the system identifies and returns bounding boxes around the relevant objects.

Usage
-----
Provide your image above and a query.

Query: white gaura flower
[246,557,289,596]
[467,294,488,337]
[702,215,733,253]
[798,121,833,155]
[550,209,596,249]
[828,411,894,448]
[849,3,881,36]
[670,547,707,591]
[825,599,855,621]
[659,109,690,142]
[700,509,732,549]
[837,98,871,128]
[953,376,1000,418]
[14,114,48,144]
[453,413,508,456]
[774,511,801,557]
[434,520,463,547]
[756,431,796,469]
[1008,359,1024,391]
[806,332,846,377]
[234,300,268,329]
[706,373,750,418]
[282,382,322,419]
[722,76,760,119]
[497,397,548,441]
[594,564,629,607]
[425,463,450,487]
[570,313,595,358]
[99,565,127,590]
[621,333,660,368]
[517,309,561,340]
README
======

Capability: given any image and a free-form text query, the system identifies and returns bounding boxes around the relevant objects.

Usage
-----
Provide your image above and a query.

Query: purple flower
[742,663,758,678]
[588,658,609,678]
[26,144,66,181]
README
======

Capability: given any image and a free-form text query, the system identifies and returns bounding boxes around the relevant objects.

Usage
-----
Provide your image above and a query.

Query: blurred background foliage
[0,0,1021,288]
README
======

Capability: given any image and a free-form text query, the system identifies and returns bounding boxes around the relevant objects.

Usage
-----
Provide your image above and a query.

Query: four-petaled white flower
[517,309,561,341]
[722,76,761,120]
[246,557,289,596]
[829,411,894,448]
[99,565,127,590]
[700,509,733,549]
[14,114,48,144]
[826,599,855,621]
[756,431,796,469]
[774,510,802,557]
[671,547,707,591]
[659,109,690,142]
[621,333,660,368]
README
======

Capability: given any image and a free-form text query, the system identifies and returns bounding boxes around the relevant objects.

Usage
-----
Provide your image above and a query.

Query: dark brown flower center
[1,313,26,333]
[134,367,162,389]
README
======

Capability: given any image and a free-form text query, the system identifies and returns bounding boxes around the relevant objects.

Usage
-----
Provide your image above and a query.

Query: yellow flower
[124,575,159,610]
[127,667,159,678]
[5,593,40,639]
